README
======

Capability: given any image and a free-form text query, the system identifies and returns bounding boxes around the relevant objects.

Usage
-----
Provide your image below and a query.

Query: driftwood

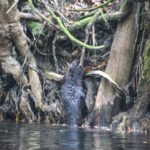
[45,72,64,81]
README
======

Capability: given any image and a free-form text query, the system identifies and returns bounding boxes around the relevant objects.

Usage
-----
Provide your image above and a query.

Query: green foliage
[27,21,43,35]
[120,0,128,12]
[143,39,150,81]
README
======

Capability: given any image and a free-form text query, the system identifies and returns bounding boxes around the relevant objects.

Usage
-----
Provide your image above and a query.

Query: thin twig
[28,0,59,30]
[80,9,102,66]
[92,25,97,62]
[86,8,102,33]
[52,32,60,73]
[54,0,58,8]
[79,34,89,66]
[49,6,73,24]
[92,25,96,46]
[6,0,19,14]
[37,0,73,24]
[100,8,109,27]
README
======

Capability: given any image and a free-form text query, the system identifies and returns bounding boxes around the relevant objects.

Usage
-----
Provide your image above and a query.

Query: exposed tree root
[0,78,65,123]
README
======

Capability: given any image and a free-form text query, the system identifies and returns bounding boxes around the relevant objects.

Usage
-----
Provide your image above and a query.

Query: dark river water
[0,122,150,150]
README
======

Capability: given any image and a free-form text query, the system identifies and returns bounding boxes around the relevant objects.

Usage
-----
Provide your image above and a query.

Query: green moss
[108,73,113,79]
[0,0,8,5]
[120,0,128,12]
[16,113,19,123]
[27,21,43,35]
[143,39,150,81]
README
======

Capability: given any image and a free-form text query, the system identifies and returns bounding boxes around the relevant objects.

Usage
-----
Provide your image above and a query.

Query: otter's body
[61,61,88,126]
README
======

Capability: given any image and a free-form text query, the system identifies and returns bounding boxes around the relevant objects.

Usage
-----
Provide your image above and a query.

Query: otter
[61,60,88,126]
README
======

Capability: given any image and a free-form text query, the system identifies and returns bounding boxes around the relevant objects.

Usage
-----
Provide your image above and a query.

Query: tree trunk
[86,3,138,126]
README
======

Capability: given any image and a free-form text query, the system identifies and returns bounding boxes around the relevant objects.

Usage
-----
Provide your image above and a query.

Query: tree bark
[86,3,138,126]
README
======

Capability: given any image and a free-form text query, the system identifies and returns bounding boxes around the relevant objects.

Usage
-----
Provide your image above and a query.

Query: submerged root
[19,87,36,122]
[0,79,65,123]
[111,112,150,134]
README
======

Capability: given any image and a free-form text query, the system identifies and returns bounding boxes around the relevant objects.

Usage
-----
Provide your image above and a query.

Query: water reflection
[0,122,150,150]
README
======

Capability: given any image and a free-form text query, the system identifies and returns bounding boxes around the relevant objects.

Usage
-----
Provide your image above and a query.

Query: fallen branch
[70,0,112,12]
[19,11,129,33]
[45,72,64,81]
[45,70,124,95]
[69,0,131,32]
[19,12,41,21]
[86,70,124,95]
[69,11,129,32]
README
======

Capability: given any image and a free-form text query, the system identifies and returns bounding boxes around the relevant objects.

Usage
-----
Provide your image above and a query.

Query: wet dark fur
[61,61,88,126]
